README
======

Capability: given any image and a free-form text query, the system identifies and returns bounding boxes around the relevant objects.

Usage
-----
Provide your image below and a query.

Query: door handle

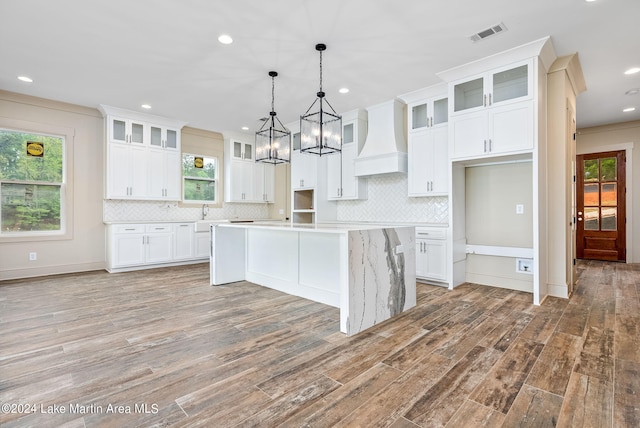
[578,217,583,221]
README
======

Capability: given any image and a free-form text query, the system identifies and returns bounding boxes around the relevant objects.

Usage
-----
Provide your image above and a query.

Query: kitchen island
[210,222,416,336]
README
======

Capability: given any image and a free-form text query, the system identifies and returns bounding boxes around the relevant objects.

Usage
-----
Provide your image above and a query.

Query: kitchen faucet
[202,204,209,220]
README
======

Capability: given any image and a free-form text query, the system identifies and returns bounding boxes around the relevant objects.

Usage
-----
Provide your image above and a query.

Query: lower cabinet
[415,227,447,283]
[107,222,208,272]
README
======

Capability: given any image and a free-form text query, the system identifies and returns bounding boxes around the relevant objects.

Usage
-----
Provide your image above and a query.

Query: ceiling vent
[470,22,508,42]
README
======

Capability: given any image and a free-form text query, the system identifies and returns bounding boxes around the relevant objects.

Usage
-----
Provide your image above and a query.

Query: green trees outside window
[183,154,217,203]
[0,129,64,233]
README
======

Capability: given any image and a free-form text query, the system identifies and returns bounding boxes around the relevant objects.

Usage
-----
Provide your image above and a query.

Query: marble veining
[348,227,416,335]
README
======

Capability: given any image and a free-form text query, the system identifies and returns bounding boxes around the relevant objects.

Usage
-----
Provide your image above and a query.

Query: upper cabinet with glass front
[231,139,254,161]
[451,59,533,116]
[108,116,146,145]
[150,125,180,151]
[409,95,448,132]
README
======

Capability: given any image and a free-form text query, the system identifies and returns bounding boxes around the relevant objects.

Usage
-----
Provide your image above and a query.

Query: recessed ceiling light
[626,88,640,96]
[624,67,640,75]
[241,126,249,131]
[339,87,350,94]
[218,34,233,45]
[623,107,636,113]
[141,104,151,109]
[585,0,597,3]
[17,76,33,83]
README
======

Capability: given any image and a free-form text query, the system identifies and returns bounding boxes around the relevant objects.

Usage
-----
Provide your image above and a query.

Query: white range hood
[354,98,407,177]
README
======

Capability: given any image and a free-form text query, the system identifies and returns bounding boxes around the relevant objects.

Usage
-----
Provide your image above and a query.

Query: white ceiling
[1,0,639,134]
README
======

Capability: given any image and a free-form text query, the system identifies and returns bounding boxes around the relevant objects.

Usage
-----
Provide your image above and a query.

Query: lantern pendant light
[300,43,342,156]
[256,71,291,164]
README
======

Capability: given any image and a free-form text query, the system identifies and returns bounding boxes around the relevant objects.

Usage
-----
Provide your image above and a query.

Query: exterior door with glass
[576,150,626,261]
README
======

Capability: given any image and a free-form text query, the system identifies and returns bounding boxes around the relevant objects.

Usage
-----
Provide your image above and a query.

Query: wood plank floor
[1,260,638,427]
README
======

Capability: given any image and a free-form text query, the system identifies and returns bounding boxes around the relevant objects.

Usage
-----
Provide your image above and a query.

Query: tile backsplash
[103,200,269,222]
[336,173,448,224]
[104,174,447,224]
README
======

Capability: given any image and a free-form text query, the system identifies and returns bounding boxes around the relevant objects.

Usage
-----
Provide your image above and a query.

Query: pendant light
[300,43,342,156]
[256,71,291,164]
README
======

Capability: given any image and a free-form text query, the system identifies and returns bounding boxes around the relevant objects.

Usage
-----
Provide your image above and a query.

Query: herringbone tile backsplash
[104,174,447,224]
[336,174,448,224]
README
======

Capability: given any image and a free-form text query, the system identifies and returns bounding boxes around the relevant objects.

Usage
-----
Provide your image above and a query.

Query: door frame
[576,142,633,263]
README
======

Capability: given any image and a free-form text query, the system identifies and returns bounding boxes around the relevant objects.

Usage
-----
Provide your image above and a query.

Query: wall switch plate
[516,204,524,214]
[29,252,37,261]
[279,209,284,215]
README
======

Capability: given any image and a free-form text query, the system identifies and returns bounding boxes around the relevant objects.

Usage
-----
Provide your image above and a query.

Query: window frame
[0,118,74,243]
[182,152,218,205]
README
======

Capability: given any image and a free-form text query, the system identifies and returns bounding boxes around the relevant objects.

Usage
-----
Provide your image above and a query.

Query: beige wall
[268,163,290,221]
[577,120,640,263]
[0,91,105,280]
[465,162,534,247]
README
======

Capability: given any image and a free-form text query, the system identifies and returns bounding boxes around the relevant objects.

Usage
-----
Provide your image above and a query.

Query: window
[182,153,217,203]
[0,128,65,235]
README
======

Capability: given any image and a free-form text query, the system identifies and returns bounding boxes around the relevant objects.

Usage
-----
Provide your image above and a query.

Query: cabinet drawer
[416,228,446,240]
[112,224,145,234]
[145,224,172,233]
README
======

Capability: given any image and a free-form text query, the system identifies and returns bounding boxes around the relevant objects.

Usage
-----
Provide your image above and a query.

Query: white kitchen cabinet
[150,125,179,151]
[327,109,368,200]
[402,88,450,197]
[107,116,146,145]
[145,224,173,264]
[224,136,275,203]
[100,105,185,201]
[291,149,317,189]
[231,139,254,161]
[174,223,194,260]
[108,224,173,267]
[107,143,149,198]
[195,231,210,258]
[255,163,275,202]
[107,222,208,272]
[408,127,448,196]
[415,227,447,283]
[148,149,181,200]
[449,59,535,160]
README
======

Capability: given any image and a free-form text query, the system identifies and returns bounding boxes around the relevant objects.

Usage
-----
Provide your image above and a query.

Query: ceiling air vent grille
[470,22,508,42]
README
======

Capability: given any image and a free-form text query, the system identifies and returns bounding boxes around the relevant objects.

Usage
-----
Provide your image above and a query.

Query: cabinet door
[147,149,166,199]
[408,130,432,196]
[450,110,487,159]
[107,143,132,198]
[262,163,275,202]
[489,61,533,107]
[165,128,179,150]
[410,102,429,131]
[150,125,163,148]
[129,145,148,198]
[415,240,427,278]
[113,233,146,266]
[164,151,181,200]
[291,150,317,189]
[431,126,449,194]
[424,240,447,281]
[340,143,359,199]
[452,75,485,115]
[326,152,342,199]
[195,232,210,258]
[146,232,173,263]
[228,160,254,201]
[253,163,266,202]
[489,101,534,154]
[174,224,194,260]
[109,117,128,144]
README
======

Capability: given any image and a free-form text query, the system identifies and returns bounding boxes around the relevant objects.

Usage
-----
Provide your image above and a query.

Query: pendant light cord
[319,49,323,94]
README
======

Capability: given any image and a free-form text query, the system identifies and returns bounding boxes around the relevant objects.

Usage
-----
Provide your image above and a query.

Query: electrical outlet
[29,252,37,261]
[516,204,524,214]
[279,209,284,215]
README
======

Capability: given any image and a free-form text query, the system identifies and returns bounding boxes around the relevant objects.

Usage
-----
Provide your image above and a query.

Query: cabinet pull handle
[484,140,487,152]
[489,93,492,106]
[489,139,492,152]
[483,94,487,107]
[430,117,433,127]
[125,228,136,231]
